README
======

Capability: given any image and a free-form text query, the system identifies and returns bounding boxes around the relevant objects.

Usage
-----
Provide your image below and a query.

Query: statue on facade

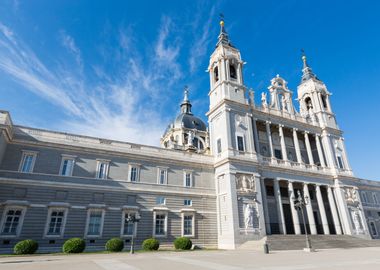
[248,89,255,106]
[244,203,254,229]
[261,92,267,109]
[187,130,194,146]
[236,174,255,193]
[281,95,287,112]
[352,210,363,233]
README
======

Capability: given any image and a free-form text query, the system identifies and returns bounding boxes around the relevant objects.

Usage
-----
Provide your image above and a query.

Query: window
[362,192,368,203]
[321,95,328,109]
[229,64,237,79]
[214,66,219,82]
[183,214,194,237]
[156,196,166,205]
[337,156,344,169]
[154,213,167,236]
[19,151,37,173]
[367,211,372,217]
[121,212,137,236]
[373,193,379,205]
[128,164,140,182]
[60,156,75,176]
[370,221,378,236]
[45,209,67,237]
[274,149,282,160]
[237,135,245,151]
[96,160,109,179]
[157,168,167,185]
[305,97,313,110]
[184,171,192,188]
[217,138,222,154]
[86,210,104,237]
[184,199,192,206]
[0,207,25,236]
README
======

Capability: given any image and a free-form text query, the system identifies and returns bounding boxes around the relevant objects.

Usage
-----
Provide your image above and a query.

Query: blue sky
[0,0,379,180]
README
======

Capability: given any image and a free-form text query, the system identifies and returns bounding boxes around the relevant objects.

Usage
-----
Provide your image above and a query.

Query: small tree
[105,238,124,252]
[62,238,86,253]
[14,239,38,255]
[174,237,192,250]
[142,238,160,251]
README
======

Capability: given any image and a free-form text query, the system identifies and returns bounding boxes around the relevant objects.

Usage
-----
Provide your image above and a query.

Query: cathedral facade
[0,19,379,253]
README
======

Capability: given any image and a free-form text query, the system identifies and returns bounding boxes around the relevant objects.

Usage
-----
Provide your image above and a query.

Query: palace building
[0,18,379,253]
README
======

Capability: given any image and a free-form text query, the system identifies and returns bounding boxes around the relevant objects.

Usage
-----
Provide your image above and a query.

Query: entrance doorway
[283,204,295,234]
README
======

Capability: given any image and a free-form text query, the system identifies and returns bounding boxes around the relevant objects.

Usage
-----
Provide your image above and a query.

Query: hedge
[62,238,86,253]
[105,238,124,252]
[174,237,192,250]
[142,238,160,251]
[13,239,38,255]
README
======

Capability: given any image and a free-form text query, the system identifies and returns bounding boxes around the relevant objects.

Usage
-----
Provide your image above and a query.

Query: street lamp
[126,212,141,254]
[293,190,314,252]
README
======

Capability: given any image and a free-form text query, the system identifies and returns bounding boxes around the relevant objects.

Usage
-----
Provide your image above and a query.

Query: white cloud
[0,19,186,146]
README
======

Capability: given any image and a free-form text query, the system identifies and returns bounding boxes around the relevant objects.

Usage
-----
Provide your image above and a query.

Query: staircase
[264,235,380,251]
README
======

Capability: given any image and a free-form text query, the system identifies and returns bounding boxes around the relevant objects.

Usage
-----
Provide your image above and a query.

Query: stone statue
[244,204,254,229]
[187,131,194,146]
[236,174,255,193]
[248,89,255,106]
[352,210,363,233]
[261,92,267,109]
[281,95,287,112]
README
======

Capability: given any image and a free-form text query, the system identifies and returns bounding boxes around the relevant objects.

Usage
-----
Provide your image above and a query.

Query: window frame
[373,193,379,205]
[120,210,139,237]
[128,163,141,182]
[0,206,27,238]
[95,160,110,179]
[181,212,195,237]
[236,134,245,152]
[184,199,192,206]
[369,221,378,236]
[156,196,166,206]
[362,192,368,203]
[216,138,222,154]
[157,167,168,185]
[85,209,105,238]
[59,155,76,176]
[183,170,193,188]
[153,211,167,238]
[18,151,38,173]
[336,155,344,169]
[44,207,68,238]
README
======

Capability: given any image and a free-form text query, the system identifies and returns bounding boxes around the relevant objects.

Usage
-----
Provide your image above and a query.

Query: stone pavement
[1,247,380,270]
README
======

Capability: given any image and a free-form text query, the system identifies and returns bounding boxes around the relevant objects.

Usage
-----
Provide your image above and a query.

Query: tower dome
[161,88,209,153]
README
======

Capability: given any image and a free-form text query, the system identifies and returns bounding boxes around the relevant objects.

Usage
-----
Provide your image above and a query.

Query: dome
[173,113,207,131]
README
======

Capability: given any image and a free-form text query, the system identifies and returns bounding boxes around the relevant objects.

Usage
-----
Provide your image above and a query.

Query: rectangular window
[156,196,166,205]
[274,149,282,159]
[155,214,166,236]
[19,152,37,173]
[46,210,66,236]
[1,208,24,236]
[157,168,167,185]
[86,210,104,236]
[337,156,344,169]
[183,214,194,236]
[184,172,192,188]
[96,161,109,179]
[122,212,136,236]
[184,199,192,206]
[237,135,245,151]
[217,138,222,154]
[362,192,368,203]
[370,221,378,236]
[128,164,140,182]
[60,158,75,176]
[373,193,379,205]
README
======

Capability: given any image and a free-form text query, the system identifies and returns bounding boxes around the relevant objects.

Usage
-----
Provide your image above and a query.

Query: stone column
[293,128,302,163]
[225,108,233,151]
[288,181,301,235]
[265,121,274,159]
[252,118,260,153]
[260,177,271,235]
[304,132,314,165]
[224,59,229,81]
[315,185,330,234]
[340,137,352,171]
[315,134,326,168]
[321,131,336,169]
[278,125,288,161]
[246,114,255,154]
[303,183,317,235]
[273,179,286,234]
[327,186,342,235]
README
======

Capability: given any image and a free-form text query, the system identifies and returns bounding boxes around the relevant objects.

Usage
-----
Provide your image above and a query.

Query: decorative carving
[261,92,267,109]
[248,89,255,106]
[236,174,255,193]
[345,187,359,206]
[187,130,194,146]
[281,95,287,112]
[244,203,254,229]
[350,209,364,234]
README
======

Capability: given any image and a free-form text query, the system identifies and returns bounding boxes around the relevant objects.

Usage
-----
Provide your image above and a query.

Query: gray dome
[174,113,207,131]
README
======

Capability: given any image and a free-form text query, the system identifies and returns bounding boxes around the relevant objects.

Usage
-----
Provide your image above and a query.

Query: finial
[301,49,308,68]
[216,13,232,47]
[183,85,189,102]
[219,13,225,26]
[300,49,319,82]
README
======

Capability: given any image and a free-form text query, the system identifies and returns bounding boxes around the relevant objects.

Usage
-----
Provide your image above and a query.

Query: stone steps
[238,235,380,251]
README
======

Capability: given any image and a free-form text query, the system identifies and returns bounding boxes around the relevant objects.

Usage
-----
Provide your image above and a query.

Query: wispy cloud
[0,18,185,145]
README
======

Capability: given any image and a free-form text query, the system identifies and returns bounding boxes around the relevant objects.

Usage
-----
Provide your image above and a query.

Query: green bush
[62,238,86,253]
[105,238,124,252]
[13,239,39,255]
[174,237,192,250]
[142,238,160,251]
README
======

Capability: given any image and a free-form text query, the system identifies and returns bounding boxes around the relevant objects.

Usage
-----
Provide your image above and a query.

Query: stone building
[0,18,378,253]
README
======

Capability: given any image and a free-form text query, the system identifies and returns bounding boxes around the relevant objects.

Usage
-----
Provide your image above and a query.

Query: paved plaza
[1,247,380,270]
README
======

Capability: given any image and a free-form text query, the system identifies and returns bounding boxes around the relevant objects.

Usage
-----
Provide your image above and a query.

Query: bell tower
[208,17,247,110]
[297,52,337,129]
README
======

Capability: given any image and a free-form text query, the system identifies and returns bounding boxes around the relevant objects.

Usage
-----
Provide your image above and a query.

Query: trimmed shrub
[174,237,192,250]
[62,238,86,253]
[142,238,160,251]
[13,239,38,255]
[105,238,124,252]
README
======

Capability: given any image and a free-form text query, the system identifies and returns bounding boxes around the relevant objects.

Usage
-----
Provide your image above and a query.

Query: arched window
[214,66,219,82]
[321,95,328,109]
[305,97,313,110]
[229,64,237,79]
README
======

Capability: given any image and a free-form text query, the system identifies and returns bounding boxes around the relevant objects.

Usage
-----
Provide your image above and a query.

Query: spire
[216,14,233,47]
[180,86,192,114]
[301,49,319,82]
